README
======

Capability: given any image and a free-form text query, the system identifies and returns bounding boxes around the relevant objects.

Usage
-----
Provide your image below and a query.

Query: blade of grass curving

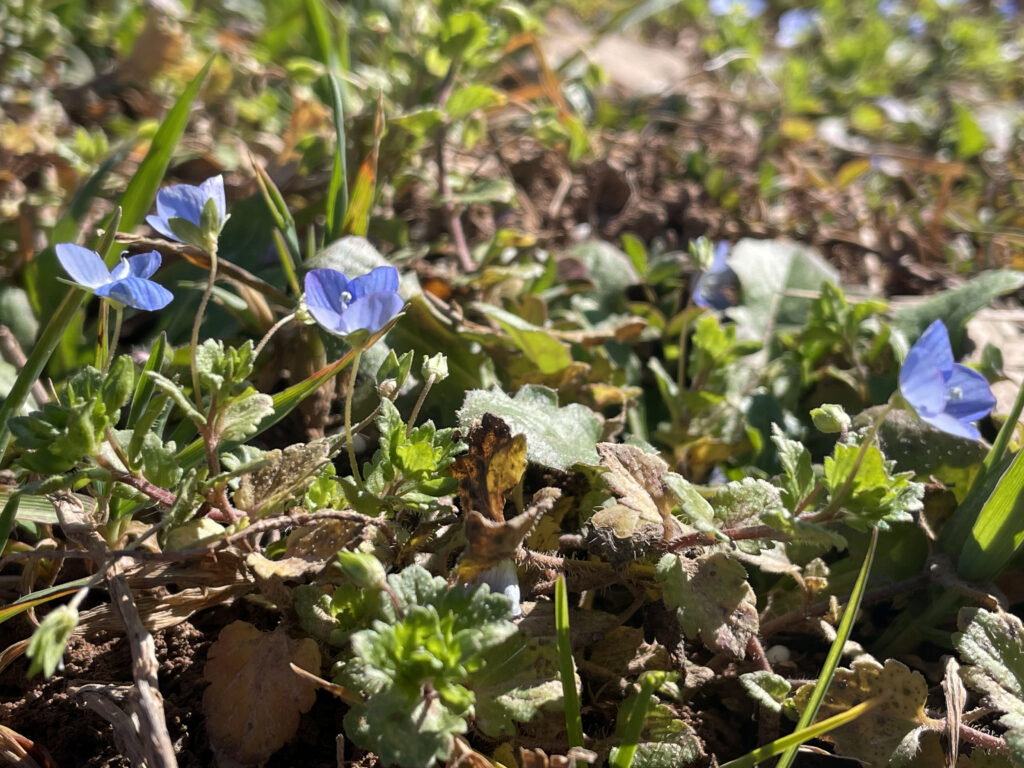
[0,577,92,626]
[272,229,301,295]
[111,56,214,253]
[0,62,211,464]
[719,698,881,768]
[555,575,585,756]
[253,160,302,264]
[773,525,879,768]
[957,444,1024,580]
[325,72,349,241]
[126,332,167,426]
[610,671,667,768]
[306,0,339,73]
[341,95,382,237]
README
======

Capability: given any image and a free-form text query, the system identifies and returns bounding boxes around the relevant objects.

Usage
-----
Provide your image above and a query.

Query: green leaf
[612,696,703,768]
[472,634,564,738]
[473,303,573,375]
[446,84,505,120]
[589,443,675,539]
[325,72,349,241]
[890,270,1024,352]
[823,441,923,530]
[449,178,515,205]
[148,371,207,426]
[219,390,275,442]
[956,441,1024,581]
[728,238,840,336]
[955,607,1024,765]
[657,551,758,658]
[567,240,641,310]
[953,102,988,159]
[26,604,78,678]
[740,671,792,713]
[458,385,601,470]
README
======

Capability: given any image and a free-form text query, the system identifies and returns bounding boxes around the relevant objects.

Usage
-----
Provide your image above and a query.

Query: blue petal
[155,184,207,226]
[943,364,996,423]
[920,411,982,441]
[145,214,180,242]
[348,266,399,299]
[55,244,111,289]
[305,269,351,315]
[96,277,174,311]
[692,266,736,310]
[340,292,404,335]
[199,175,226,223]
[109,258,131,282]
[915,320,955,376]
[126,250,162,279]
[899,320,954,415]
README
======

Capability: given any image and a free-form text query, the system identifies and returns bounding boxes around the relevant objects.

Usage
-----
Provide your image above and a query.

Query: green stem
[104,305,123,374]
[555,575,585,758]
[406,374,436,435]
[345,345,365,490]
[190,238,218,408]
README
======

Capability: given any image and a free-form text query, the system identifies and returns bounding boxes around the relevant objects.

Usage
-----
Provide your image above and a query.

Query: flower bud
[334,550,387,590]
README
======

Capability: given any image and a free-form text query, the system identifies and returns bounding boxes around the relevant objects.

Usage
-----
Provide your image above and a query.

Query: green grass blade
[610,671,666,768]
[555,575,585,754]
[720,698,880,768]
[112,56,214,253]
[773,525,879,768]
[126,332,167,426]
[325,72,349,241]
[306,0,340,73]
[0,577,92,626]
[982,380,1024,478]
[957,443,1024,580]
[0,493,21,558]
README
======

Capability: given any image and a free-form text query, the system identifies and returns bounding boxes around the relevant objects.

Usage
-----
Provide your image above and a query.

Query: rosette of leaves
[334,565,518,768]
[9,356,134,474]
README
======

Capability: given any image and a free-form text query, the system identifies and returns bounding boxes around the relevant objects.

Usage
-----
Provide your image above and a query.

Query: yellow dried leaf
[794,657,929,767]
[203,621,321,766]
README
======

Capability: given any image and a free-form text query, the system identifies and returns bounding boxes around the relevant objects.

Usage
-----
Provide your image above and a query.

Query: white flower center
[340,290,352,307]
[948,385,963,401]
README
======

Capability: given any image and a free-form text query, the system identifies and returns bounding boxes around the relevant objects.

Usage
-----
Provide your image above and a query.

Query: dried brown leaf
[203,621,321,766]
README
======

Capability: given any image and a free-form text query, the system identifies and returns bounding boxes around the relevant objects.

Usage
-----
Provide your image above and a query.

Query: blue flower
[146,175,226,245]
[56,244,173,311]
[899,319,995,440]
[692,241,737,310]
[776,9,819,47]
[709,0,766,16]
[304,266,404,337]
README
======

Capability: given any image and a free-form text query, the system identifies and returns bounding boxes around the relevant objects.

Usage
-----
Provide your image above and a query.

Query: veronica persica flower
[304,266,403,338]
[692,241,737,310]
[146,175,226,248]
[56,244,173,311]
[899,319,995,440]
[776,9,819,47]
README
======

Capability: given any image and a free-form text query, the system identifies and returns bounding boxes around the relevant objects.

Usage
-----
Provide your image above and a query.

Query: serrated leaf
[793,658,929,767]
[203,621,321,766]
[590,443,678,539]
[234,440,328,518]
[656,551,758,658]
[823,441,923,530]
[773,424,815,507]
[458,386,601,470]
[345,688,467,768]
[473,634,564,737]
[613,701,704,768]
[219,391,275,442]
[955,608,1024,765]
